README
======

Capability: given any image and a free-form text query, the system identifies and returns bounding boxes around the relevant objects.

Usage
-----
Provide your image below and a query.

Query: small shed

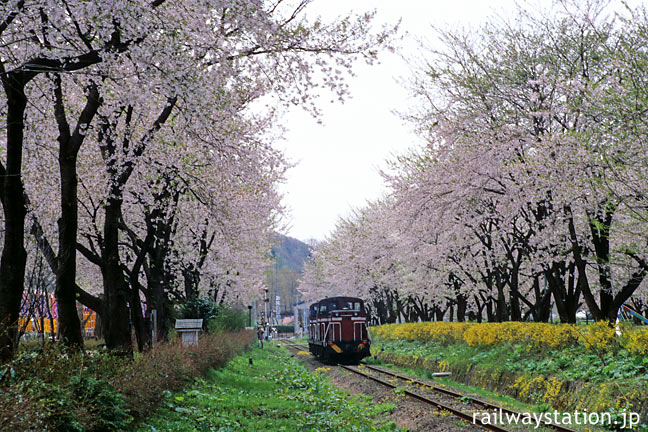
[175,319,203,347]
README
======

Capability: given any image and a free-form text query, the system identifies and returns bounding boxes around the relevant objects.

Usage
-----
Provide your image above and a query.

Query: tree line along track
[282,341,576,432]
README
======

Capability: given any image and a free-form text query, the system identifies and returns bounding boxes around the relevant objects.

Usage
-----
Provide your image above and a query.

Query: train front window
[342,301,354,310]
[354,302,362,311]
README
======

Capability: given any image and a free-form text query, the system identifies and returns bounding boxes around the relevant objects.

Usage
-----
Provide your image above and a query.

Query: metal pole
[248,305,252,327]
[274,261,278,321]
[151,309,157,348]
[264,289,268,326]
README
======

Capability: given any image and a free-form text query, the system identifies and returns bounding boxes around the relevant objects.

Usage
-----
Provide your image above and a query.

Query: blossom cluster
[299,1,648,326]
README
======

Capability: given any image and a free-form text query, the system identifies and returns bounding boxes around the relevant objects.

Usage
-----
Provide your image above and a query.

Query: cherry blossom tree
[0,0,395,358]
[303,0,648,325]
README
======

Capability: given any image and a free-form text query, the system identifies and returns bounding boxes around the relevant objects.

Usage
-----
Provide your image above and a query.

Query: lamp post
[264,288,269,326]
[248,305,252,327]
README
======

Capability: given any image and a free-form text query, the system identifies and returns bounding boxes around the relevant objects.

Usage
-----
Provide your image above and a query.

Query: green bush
[0,331,255,431]
[178,297,218,329]
[208,307,247,332]
[178,297,247,332]
[275,325,295,334]
[0,345,132,432]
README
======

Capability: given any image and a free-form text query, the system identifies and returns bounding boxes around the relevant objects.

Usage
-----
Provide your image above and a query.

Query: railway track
[282,341,577,432]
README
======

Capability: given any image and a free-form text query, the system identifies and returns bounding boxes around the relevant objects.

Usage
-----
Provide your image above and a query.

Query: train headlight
[334,312,339,317]
[353,312,358,317]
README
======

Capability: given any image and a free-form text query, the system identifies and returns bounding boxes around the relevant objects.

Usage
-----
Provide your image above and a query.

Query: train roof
[309,296,364,307]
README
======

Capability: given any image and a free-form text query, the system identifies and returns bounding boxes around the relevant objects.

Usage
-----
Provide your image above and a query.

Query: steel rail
[284,342,576,432]
[360,364,577,432]
[281,342,510,432]
[340,364,514,432]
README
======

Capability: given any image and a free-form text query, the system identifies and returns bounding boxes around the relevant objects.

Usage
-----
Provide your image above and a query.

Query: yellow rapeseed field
[372,321,648,353]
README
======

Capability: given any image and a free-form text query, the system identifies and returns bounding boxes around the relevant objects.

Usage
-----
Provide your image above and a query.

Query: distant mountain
[265,234,312,317]
[270,234,311,273]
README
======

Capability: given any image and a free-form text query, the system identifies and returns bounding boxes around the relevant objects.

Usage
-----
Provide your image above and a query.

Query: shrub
[178,297,218,330]
[580,321,619,356]
[373,322,471,345]
[178,297,247,332]
[208,307,247,332]
[0,330,254,431]
[274,325,295,334]
[624,326,648,355]
[372,321,647,354]
[0,344,133,432]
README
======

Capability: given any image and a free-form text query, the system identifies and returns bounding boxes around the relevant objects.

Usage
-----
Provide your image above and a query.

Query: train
[307,296,371,364]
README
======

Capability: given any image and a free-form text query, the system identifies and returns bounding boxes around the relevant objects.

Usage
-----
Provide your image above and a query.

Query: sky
[274,0,530,242]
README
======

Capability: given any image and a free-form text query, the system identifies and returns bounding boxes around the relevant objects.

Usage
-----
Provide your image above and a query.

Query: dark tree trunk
[545,262,580,323]
[0,78,28,361]
[183,267,200,300]
[146,213,176,342]
[456,294,467,322]
[508,265,522,321]
[102,197,132,354]
[473,294,484,323]
[56,152,84,347]
[567,207,647,323]
[484,296,495,322]
[409,295,431,322]
[447,300,455,322]
[54,78,101,349]
[129,282,150,352]
[532,275,553,323]
[495,272,509,322]
[147,244,172,342]
[433,305,445,321]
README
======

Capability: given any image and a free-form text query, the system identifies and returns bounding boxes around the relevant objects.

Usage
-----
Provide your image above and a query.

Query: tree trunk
[56,153,84,348]
[54,78,101,349]
[546,263,579,323]
[183,267,200,300]
[495,272,509,322]
[102,197,132,354]
[456,294,467,322]
[146,216,175,342]
[472,294,483,323]
[0,79,28,361]
[129,282,150,352]
[508,265,522,321]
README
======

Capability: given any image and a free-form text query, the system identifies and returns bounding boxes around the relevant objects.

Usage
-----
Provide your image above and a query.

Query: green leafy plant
[134,345,401,431]
[178,297,247,332]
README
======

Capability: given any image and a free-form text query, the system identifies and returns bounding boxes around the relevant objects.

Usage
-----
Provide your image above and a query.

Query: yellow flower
[371,321,647,354]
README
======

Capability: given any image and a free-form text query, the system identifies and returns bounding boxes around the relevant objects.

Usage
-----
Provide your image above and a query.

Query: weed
[135,344,402,431]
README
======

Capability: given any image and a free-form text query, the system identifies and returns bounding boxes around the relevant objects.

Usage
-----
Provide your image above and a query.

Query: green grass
[372,339,648,383]
[369,340,648,432]
[364,356,540,412]
[134,345,401,432]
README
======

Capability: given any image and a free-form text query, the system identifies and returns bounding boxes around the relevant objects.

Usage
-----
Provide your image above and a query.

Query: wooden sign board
[175,319,203,330]
[175,319,203,346]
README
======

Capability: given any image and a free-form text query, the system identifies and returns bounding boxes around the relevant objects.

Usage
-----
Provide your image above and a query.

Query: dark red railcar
[307,296,371,364]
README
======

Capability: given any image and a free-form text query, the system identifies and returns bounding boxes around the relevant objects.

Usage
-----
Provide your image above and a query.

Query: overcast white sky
[274,0,535,242]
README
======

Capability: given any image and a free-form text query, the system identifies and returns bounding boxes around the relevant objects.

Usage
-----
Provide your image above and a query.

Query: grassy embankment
[370,322,648,430]
[136,343,401,432]
[1,330,254,431]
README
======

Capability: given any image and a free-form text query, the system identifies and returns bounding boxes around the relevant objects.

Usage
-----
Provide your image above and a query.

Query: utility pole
[264,288,269,327]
